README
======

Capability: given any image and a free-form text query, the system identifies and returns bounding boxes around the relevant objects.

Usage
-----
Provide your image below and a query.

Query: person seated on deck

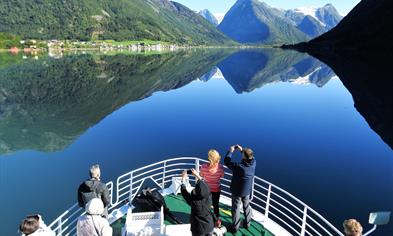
[77,198,113,236]
[224,144,256,233]
[199,149,224,226]
[343,219,363,236]
[77,164,111,217]
[180,169,215,236]
[19,214,55,236]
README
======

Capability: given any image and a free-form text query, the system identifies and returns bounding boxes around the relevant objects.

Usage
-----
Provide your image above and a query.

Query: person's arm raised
[180,170,193,205]
[224,145,237,171]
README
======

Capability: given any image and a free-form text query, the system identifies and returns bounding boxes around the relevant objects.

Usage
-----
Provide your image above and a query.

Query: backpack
[133,188,182,224]
[81,181,100,207]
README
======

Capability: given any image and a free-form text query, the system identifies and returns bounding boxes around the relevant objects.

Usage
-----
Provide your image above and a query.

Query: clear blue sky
[175,0,361,16]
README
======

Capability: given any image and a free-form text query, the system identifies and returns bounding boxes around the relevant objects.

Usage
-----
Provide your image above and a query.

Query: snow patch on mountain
[214,13,225,24]
[293,6,326,27]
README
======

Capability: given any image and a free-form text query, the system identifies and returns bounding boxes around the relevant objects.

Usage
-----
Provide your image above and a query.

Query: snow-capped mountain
[285,4,343,37]
[199,9,219,26]
[217,0,343,43]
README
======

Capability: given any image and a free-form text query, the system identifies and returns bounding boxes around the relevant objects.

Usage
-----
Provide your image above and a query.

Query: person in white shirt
[77,198,113,236]
[19,214,55,236]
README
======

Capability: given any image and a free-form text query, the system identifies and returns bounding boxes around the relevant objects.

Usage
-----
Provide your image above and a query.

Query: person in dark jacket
[224,145,256,233]
[77,164,110,217]
[180,169,214,236]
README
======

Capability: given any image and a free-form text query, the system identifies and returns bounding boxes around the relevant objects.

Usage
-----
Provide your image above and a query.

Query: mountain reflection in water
[0,50,231,153]
[0,49,342,154]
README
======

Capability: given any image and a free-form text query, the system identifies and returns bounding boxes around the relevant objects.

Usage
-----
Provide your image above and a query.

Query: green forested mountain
[0,0,232,45]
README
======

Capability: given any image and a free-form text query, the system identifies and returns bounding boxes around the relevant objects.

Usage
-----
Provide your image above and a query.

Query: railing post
[58,218,63,236]
[264,184,272,221]
[195,159,200,172]
[250,177,255,201]
[128,172,133,203]
[300,206,308,236]
[161,161,166,190]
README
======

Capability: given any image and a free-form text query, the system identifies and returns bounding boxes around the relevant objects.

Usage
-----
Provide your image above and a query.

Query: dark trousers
[231,194,252,230]
[211,192,221,218]
[192,234,211,236]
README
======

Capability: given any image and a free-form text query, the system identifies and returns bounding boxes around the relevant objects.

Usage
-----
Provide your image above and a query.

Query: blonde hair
[208,149,221,167]
[343,219,363,236]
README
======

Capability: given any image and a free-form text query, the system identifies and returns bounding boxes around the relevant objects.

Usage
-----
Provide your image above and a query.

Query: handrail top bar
[48,156,344,236]
[115,156,341,234]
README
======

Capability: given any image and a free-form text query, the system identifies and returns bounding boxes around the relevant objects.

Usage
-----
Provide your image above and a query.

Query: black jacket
[77,178,110,208]
[224,151,256,197]
[181,179,214,235]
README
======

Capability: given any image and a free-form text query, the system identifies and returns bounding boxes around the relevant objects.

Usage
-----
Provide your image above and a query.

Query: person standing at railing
[19,214,55,236]
[199,149,224,226]
[224,145,256,234]
[180,169,215,236]
[77,198,113,236]
[77,164,111,218]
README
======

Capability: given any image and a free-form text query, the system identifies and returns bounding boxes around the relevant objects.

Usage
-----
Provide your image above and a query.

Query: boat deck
[111,194,274,236]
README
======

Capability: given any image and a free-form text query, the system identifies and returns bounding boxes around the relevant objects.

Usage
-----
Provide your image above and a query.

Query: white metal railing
[48,157,345,236]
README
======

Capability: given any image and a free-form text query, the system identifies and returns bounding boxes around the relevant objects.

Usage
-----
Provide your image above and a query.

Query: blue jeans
[231,194,252,230]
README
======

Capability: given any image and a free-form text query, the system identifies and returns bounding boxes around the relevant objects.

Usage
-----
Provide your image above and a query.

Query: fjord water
[0,49,392,235]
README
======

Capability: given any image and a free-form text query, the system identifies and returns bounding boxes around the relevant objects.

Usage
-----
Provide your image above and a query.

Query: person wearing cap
[77,198,113,236]
[224,144,256,233]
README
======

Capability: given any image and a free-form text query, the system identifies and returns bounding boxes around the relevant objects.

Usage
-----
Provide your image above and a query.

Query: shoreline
[0,44,279,52]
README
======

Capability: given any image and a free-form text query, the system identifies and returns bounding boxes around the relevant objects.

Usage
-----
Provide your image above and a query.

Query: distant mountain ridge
[285,4,343,37]
[199,9,219,26]
[218,0,342,44]
[0,0,232,45]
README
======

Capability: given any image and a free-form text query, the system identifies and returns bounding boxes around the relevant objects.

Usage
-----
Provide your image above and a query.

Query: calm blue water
[0,49,392,235]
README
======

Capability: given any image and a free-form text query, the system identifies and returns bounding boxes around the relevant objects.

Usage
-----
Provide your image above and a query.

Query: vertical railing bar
[128,172,133,203]
[161,161,166,190]
[195,159,200,172]
[301,206,308,236]
[250,177,255,201]
[265,184,272,221]
[58,218,63,236]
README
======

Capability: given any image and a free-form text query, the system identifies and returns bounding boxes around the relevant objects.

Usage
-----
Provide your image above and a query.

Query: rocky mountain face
[218,0,309,44]
[218,0,343,43]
